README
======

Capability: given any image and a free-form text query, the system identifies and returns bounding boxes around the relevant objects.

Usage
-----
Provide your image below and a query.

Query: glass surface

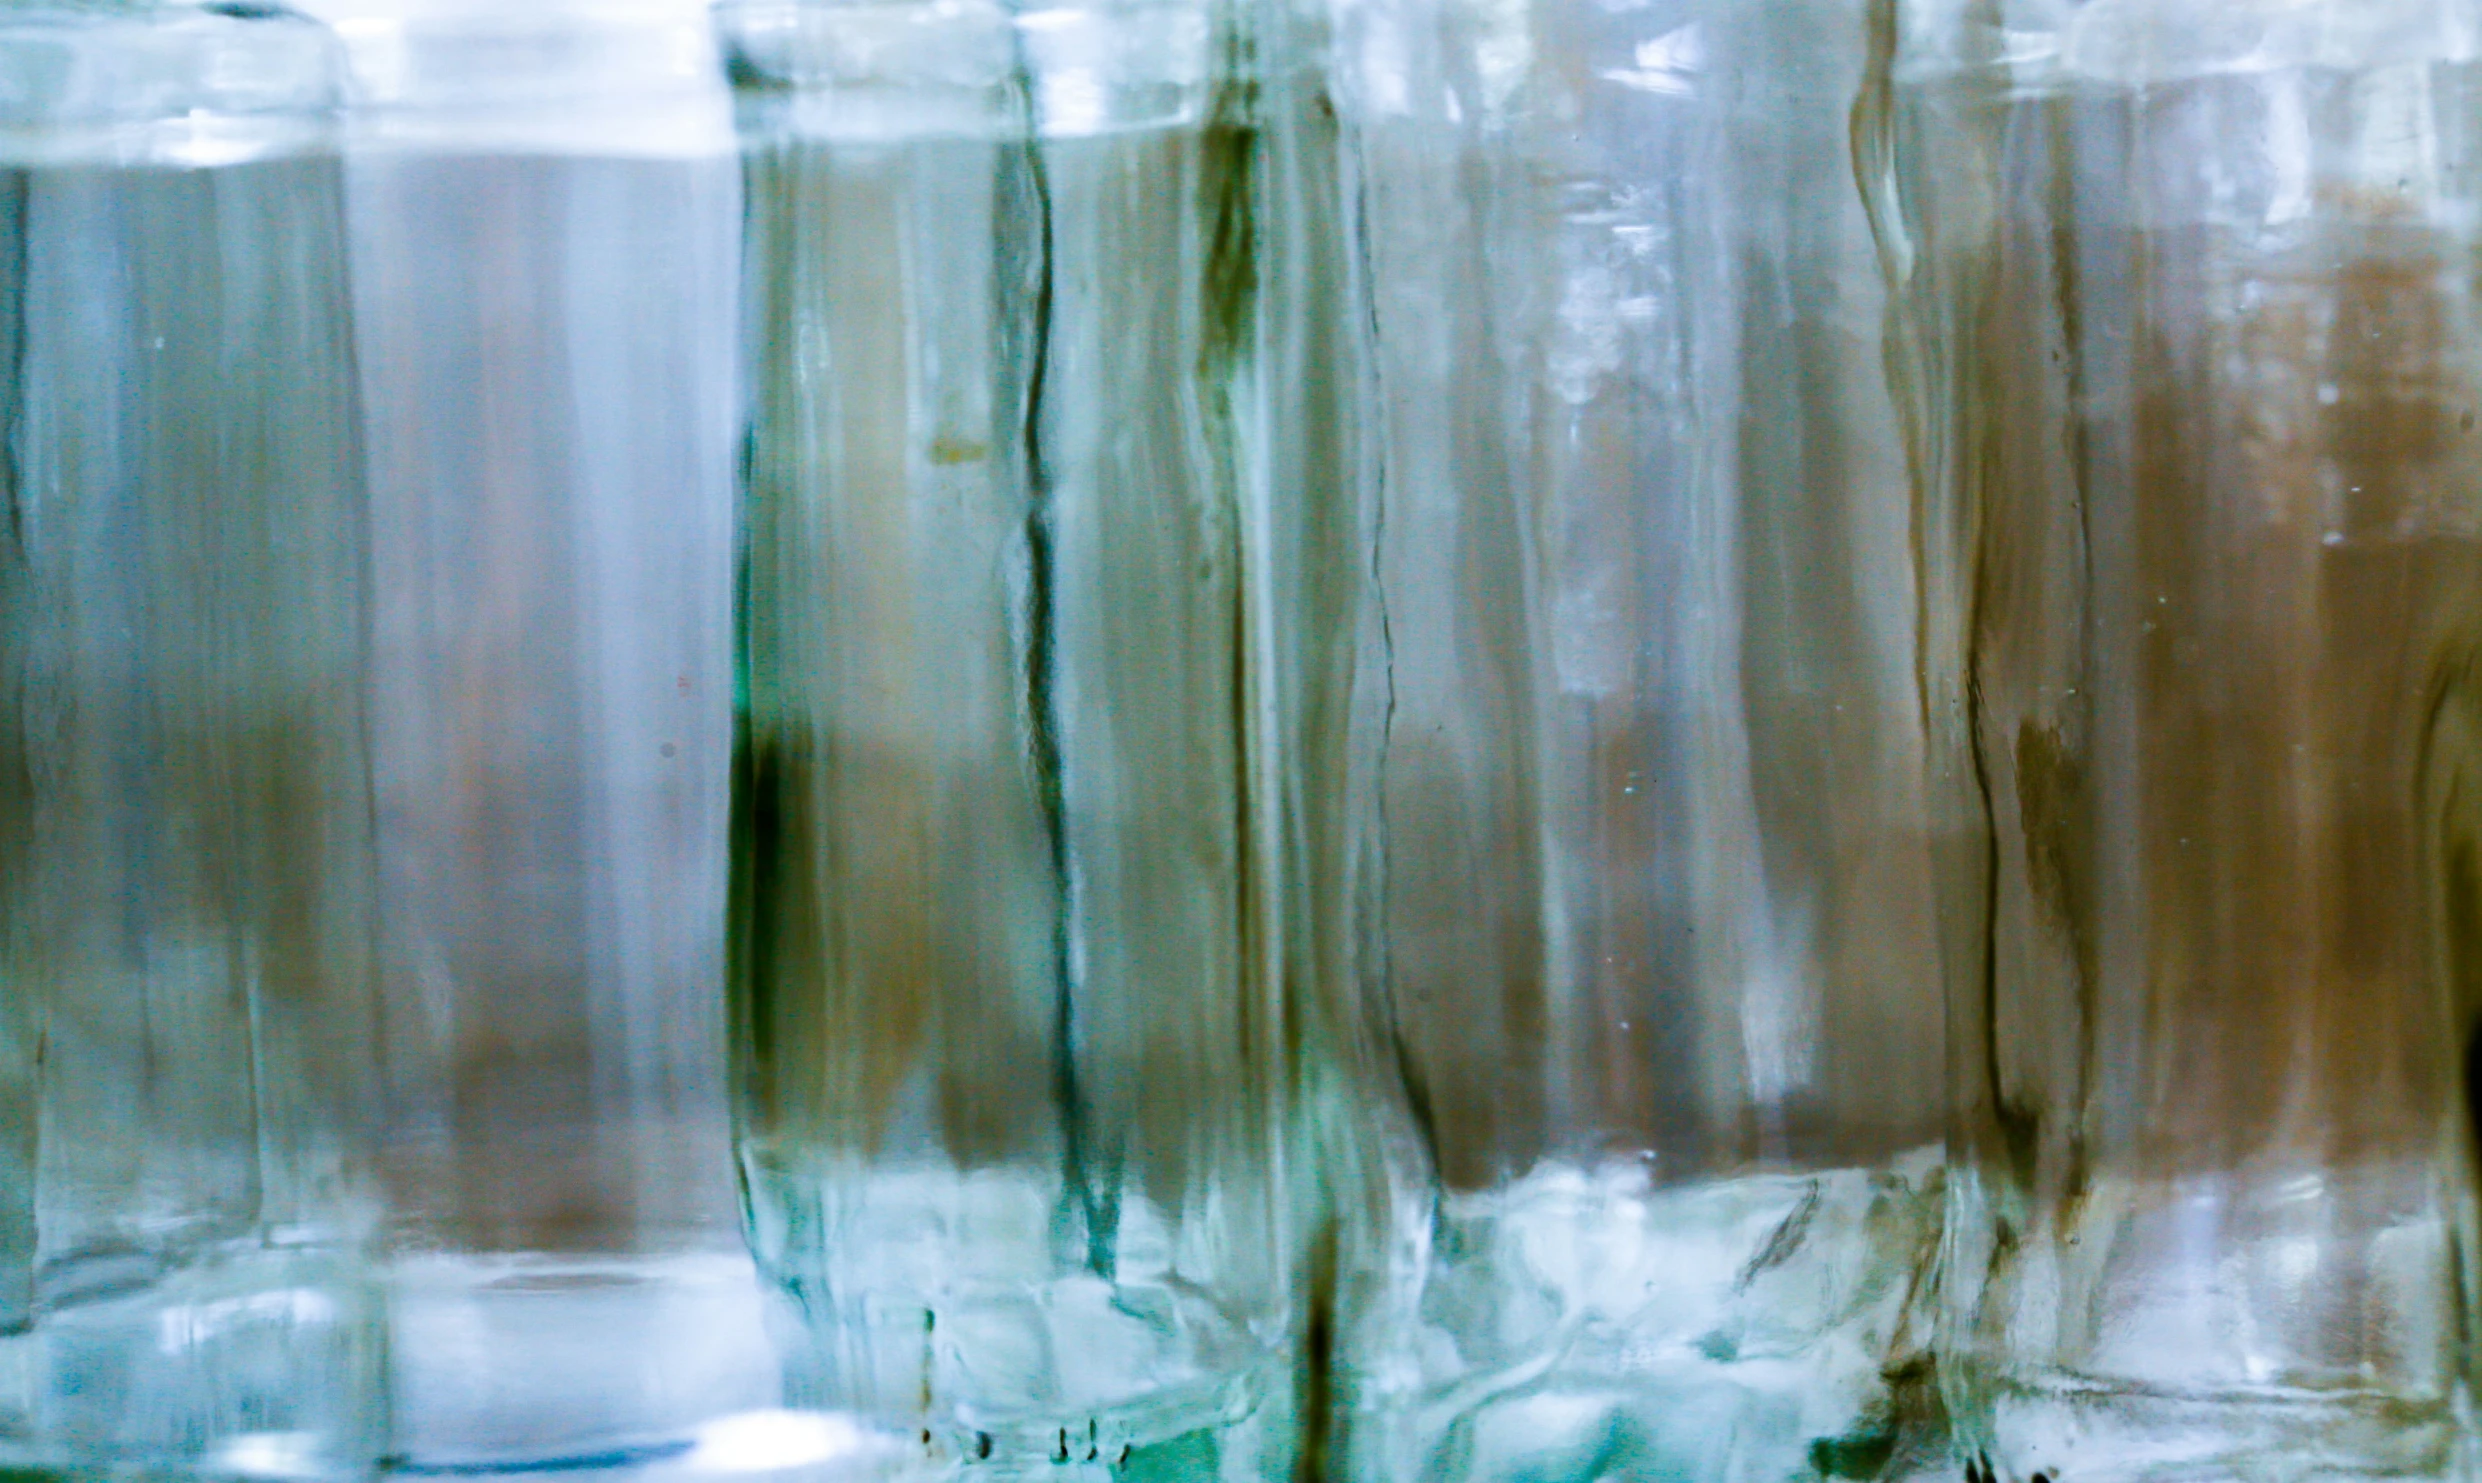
[0,2,382,1473]
[1320,0,1951,1478]
[301,0,786,1468]
[719,0,1300,1472]
[1873,0,2482,1477]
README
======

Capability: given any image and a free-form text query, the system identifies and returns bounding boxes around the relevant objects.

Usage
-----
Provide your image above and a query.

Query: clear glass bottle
[1871,0,2482,1477]
[716,0,1302,1471]
[0,1,383,1472]
[292,0,796,1468]
[1319,0,1950,1478]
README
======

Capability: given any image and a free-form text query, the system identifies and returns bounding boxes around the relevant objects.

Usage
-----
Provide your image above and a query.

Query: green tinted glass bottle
[719,0,1319,1470]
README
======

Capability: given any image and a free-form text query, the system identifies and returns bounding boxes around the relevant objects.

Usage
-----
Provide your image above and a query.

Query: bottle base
[771,1280,1291,1483]
[384,1251,790,1475]
[1959,1369,2463,1483]
[1343,1158,1949,1483]
[0,1243,380,1481]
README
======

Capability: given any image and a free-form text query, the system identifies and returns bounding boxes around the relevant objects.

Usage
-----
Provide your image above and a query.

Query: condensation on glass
[293,0,779,1467]
[1317,0,1950,1477]
[0,2,383,1473]
[716,0,1313,1471]
[1870,0,2482,1477]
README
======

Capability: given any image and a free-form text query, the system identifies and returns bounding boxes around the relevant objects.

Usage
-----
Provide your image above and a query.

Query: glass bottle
[716,0,1304,1470]
[292,0,793,1467]
[1319,0,1950,1477]
[0,0,383,1472]
[1870,0,2482,1476]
